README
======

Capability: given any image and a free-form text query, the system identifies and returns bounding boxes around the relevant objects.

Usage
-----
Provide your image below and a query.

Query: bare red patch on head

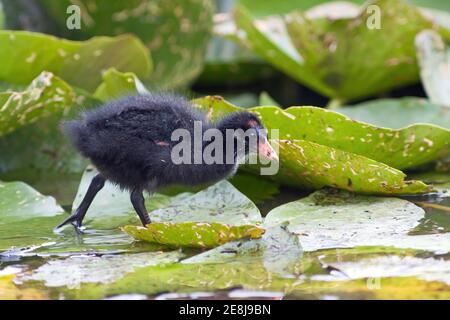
[247,119,259,128]
[155,140,170,146]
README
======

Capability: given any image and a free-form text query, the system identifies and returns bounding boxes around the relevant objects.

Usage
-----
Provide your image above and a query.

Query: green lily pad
[0,30,151,91]
[0,170,162,256]
[149,180,262,225]
[94,68,149,102]
[228,0,448,100]
[416,30,450,107]
[20,251,184,289]
[0,90,97,184]
[183,223,304,277]
[335,97,450,129]
[272,139,430,194]
[195,96,450,170]
[194,96,435,194]
[0,72,75,137]
[319,255,450,285]
[36,0,212,90]
[0,180,64,252]
[265,189,450,253]
[0,274,48,300]
[123,222,265,248]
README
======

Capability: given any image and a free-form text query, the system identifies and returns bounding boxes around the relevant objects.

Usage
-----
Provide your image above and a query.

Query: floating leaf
[196,96,450,170]
[94,68,149,102]
[228,0,448,100]
[0,30,151,91]
[184,223,303,277]
[122,180,263,247]
[123,222,264,248]
[0,85,98,184]
[194,96,435,194]
[0,274,48,300]
[272,139,430,194]
[0,72,75,137]
[318,255,450,286]
[416,30,450,107]
[335,97,450,129]
[19,251,184,289]
[265,189,450,253]
[34,0,212,90]
[149,180,262,225]
[0,180,64,252]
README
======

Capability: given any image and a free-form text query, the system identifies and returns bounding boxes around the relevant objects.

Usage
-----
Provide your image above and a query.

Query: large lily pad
[149,180,262,225]
[227,0,449,100]
[0,30,151,91]
[416,30,450,107]
[264,189,450,253]
[123,222,264,249]
[272,139,430,194]
[194,96,435,194]
[195,96,450,170]
[19,251,184,289]
[33,0,212,90]
[0,72,75,137]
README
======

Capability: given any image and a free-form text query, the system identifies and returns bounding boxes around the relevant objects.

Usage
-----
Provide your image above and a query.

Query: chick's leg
[130,188,151,226]
[56,174,105,232]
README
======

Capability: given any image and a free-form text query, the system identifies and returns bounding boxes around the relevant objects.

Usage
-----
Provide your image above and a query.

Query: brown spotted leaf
[0,72,76,137]
[194,96,437,195]
[122,222,265,248]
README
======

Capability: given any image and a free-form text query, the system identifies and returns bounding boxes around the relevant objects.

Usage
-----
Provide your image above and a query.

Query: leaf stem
[414,201,450,214]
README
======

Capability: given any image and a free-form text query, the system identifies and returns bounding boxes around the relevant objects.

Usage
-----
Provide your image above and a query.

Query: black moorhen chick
[57,93,277,232]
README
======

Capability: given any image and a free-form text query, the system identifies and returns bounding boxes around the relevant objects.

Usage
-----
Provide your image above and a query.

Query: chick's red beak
[258,140,279,161]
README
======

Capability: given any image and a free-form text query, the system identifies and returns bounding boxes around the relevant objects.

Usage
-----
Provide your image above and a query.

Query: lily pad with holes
[194,96,438,194]
[0,72,75,137]
[123,222,265,248]
[271,139,431,194]
[0,30,151,92]
[227,0,449,100]
[31,0,212,90]
[194,96,450,171]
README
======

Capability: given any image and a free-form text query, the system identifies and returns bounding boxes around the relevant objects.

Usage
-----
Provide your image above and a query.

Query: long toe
[55,214,82,230]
